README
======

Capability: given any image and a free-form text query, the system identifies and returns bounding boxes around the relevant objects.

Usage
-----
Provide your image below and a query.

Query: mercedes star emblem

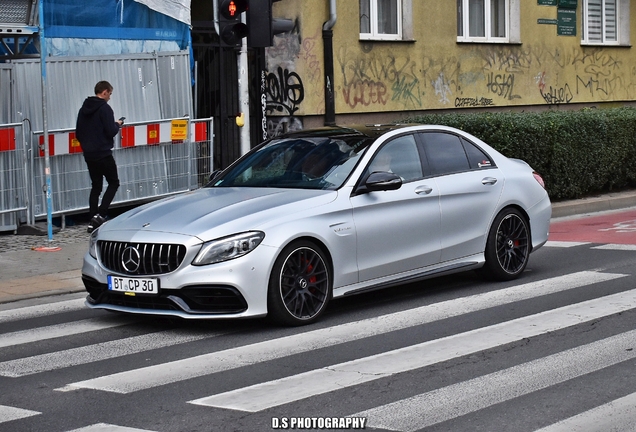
[121,246,141,273]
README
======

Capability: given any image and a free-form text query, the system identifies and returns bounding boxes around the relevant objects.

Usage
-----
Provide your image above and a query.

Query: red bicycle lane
[549,209,636,244]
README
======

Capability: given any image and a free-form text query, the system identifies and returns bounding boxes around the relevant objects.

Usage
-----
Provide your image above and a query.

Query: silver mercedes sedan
[82,124,551,325]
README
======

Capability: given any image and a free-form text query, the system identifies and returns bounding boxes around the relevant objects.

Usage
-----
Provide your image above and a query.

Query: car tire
[267,240,332,326]
[481,208,530,281]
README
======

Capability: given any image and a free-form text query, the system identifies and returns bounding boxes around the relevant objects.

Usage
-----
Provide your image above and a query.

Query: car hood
[101,187,336,240]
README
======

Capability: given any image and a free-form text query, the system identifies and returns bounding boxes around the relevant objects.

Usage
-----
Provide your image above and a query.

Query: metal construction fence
[0,117,214,232]
[0,122,29,231]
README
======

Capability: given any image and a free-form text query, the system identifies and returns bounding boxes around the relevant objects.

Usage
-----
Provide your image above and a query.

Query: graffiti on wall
[265,67,305,115]
[263,11,636,116]
[265,22,308,137]
[480,45,636,105]
[267,116,304,137]
[455,97,494,108]
[337,46,422,109]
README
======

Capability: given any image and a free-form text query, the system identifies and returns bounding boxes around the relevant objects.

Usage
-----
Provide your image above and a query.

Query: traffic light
[247,0,294,48]
[219,0,249,47]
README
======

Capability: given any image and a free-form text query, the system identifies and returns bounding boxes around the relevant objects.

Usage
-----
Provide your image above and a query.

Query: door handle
[415,185,433,195]
[482,177,498,185]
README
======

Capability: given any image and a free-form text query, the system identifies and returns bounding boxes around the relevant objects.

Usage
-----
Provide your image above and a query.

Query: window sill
[456,39,521,45]
[359,36,415,43]
[580,42,630,47]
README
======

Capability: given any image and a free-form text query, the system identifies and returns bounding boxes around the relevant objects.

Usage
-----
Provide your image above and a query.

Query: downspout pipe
[323,0,337,126]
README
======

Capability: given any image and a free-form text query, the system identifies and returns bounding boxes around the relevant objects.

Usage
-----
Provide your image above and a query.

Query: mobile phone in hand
[118,117,125,125]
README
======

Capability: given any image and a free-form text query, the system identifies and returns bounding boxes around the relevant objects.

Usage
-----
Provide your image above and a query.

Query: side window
[366,134,423,182]
[461,137,494,169]
[420,132,470,176]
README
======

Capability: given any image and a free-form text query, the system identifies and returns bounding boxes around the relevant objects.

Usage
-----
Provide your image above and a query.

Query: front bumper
[81,241,279,319]
[83,276,249,316]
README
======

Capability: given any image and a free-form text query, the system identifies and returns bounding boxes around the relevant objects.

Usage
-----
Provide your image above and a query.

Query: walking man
[76,81,123,233]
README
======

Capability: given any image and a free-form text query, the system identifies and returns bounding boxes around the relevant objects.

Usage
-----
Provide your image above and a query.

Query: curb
[551,190,636,218]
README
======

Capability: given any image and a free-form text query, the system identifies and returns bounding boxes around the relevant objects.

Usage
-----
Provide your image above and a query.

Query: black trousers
[86,155,120,218]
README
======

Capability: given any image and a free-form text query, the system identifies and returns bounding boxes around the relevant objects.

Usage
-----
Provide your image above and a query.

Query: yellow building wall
[266,0,636,121]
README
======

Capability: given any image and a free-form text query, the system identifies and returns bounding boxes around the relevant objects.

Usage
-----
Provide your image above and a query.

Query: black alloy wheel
[482,208,530,281]
[268,240,331,326]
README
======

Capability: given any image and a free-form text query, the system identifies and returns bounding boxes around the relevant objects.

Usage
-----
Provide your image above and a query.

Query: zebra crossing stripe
[352,330,636,432]
[0,329,218,377]
[544,241,589,248]
[592,244,636,251]
[0,316,138,349]
[54,271,626,394]
[188,289,636,412]
[67,423,156,432]
[0,404,40,423]
[0,297,85,323]
[533,391,636,432]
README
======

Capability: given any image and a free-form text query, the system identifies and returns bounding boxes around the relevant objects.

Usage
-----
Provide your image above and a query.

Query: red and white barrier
[191,121,208,143]
[34,119,209,157]
[121,122,174,148]
[0,127,16,152]
[38,132,82,156]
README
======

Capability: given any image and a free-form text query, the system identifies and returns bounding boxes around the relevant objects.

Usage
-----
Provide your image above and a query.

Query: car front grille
[98,241,187,276]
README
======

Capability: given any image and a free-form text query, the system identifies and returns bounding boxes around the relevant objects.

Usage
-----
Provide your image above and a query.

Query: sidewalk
[2,189,636,305]
[0,224,88,303]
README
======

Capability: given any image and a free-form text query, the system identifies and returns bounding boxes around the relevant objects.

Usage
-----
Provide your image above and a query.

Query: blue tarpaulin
[43,0,191,55]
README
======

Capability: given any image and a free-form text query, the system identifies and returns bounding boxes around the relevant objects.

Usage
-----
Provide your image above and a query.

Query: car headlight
[89,229,99,259]
[192,231,265,266]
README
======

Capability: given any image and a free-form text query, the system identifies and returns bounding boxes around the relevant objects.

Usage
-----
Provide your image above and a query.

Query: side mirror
[356,171,402,195]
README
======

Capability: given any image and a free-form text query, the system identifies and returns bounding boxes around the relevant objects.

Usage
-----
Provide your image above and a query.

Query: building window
[457,0,511,43]
[360,0,402,41]
[582,0,617,44]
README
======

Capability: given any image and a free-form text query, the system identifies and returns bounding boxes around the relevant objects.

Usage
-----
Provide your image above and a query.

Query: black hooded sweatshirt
[75,96,121,162]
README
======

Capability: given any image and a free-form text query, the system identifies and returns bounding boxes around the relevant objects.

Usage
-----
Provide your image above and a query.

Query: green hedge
[407,108,636,200]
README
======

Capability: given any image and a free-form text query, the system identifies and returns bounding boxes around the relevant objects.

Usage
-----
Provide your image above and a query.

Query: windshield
[211,136,373,190]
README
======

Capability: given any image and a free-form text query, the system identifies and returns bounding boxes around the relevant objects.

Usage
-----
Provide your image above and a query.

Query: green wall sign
[558,0,578,8]
[538,0,558,5]
[557,8,577,35]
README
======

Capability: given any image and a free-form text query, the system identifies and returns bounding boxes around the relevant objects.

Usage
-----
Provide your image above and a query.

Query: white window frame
[581,0,625,45]
[360,0,403,41]
[457,0,520,44]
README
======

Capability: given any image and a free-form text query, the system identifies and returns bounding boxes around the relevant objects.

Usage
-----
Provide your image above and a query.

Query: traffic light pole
[239,15,251,156]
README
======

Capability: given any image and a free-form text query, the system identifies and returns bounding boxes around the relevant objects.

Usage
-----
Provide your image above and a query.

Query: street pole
[239,13,251,156]
[38,0,54,241]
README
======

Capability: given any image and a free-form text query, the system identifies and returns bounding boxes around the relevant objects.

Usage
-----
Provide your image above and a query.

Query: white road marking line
[55,271,625,394]
[0,330,218,377]
[544,241,589,248]
[533,391,636,432]
[353,330,636,432]
[189,289,636,412]
[592,243,636,251]
[0,316,138,349]
[0,298,85,323]
[67,423,157,432]
[0,404,40,423]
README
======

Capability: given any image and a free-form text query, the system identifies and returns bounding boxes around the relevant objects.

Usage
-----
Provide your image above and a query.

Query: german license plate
[108,275,158,294]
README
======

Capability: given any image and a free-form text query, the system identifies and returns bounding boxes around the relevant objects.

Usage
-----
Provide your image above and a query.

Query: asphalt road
[1,209,636,432]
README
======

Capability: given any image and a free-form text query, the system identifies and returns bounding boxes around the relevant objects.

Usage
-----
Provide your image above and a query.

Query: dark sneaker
[87,214,106,233]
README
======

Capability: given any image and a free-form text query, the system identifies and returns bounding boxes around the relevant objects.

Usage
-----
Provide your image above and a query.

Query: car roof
[277,123,419,140]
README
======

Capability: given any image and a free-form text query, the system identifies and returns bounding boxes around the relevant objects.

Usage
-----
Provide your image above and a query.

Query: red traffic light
[220,0,248,20]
